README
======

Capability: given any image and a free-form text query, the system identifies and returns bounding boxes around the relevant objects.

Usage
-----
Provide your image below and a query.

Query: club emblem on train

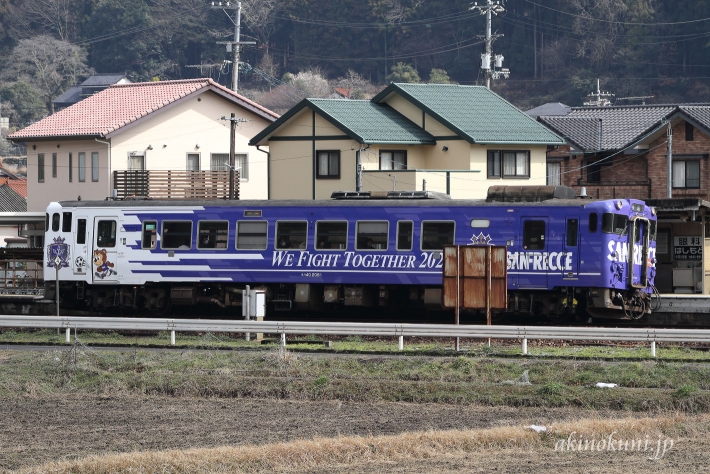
[47,237,70,269]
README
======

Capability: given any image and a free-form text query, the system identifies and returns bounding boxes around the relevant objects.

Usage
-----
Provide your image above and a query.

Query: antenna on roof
[583,79,614,107]
[616,95,655,106]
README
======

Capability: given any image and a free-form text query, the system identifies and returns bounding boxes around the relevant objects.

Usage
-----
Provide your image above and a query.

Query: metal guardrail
[2,316,710,356]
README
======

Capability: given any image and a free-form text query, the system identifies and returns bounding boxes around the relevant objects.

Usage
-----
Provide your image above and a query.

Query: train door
[92,217,120,283]
[73,216,89,276]
[562,217,579,278]
[629,216,650,288]
[518,217,549,288]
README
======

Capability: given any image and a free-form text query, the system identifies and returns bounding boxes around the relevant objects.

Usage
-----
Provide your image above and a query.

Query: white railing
[2,316,710,356]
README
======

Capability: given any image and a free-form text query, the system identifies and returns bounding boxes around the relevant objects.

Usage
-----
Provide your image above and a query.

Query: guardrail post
[398,335,404,351]
[651,340,656,358]
[170,330,176,346]
[65,328,70,343]
[280,333,286,348]
[522,338,528,355]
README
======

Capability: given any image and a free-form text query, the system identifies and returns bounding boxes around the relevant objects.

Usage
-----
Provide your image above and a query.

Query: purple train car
[44,186,657,319]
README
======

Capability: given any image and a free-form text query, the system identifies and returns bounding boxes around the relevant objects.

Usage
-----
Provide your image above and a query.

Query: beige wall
[27,90,274,211]
[384,94,423,127]
[27,139,109,212]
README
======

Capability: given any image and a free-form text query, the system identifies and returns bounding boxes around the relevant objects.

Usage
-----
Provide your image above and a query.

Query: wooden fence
[113,170,239,200]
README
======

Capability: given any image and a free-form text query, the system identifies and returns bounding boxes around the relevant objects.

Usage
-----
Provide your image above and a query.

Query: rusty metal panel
[442,245,507,310]
[443,246,458,277]
[462,246,486,277]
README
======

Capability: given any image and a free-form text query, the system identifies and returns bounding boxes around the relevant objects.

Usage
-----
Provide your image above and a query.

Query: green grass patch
[1,347,710,412]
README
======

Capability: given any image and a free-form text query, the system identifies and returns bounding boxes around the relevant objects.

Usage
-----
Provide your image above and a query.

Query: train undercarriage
[47,281,652,321]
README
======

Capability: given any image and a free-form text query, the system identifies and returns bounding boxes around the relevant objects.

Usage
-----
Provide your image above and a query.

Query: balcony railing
[113,170,239,200]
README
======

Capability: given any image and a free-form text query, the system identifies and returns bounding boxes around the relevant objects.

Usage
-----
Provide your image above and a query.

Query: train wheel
[149,296,171,316]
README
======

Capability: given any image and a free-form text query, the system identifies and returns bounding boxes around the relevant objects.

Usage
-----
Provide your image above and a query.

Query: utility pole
[667,121,673,199]
[221,113,248,199]
[470,0,509,89]
[211,1,255,93]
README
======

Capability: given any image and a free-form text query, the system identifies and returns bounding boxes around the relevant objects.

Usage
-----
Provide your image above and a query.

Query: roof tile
[12,78,278,140]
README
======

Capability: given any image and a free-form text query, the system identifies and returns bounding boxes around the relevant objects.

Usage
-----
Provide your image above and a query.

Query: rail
[2,316,709,356]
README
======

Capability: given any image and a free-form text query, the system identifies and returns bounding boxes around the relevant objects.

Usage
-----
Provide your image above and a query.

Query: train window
[96,220,117,248]
[470,219,490,228]
[52,213,60,232]
[316,221,347,250]
[62,212,72,232]
[142,221,157,249]
[397,221,413,251]
[77,219,86,244]
[421,221,455,251]
[236,221,268,250]
[523,220,546,250]
[566,219,578,246]
[634,221,642,243]
[276,221,307,249]
[356,221,388,250]
[198,221,229,249]
[602,213,628,235]
[45,213,49,230]
[162,221,192,249]
[588,213,598,233]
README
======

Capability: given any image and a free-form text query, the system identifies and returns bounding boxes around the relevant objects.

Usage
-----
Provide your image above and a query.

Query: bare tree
[2,35,93,108]
[9,0,78,41]
[570,0,629,70]
[336,70,373,99]
[291,69,331,98]
[241,0,283,57]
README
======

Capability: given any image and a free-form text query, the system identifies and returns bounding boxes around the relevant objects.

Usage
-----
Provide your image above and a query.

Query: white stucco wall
[26,90,275,211]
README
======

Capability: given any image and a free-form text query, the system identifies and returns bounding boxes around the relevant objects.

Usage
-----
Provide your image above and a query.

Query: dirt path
[0,395,669,472]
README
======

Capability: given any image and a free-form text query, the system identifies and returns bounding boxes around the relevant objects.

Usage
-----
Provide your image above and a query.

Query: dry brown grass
[20,415,704,474]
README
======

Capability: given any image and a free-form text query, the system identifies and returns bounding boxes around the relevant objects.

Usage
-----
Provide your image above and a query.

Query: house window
[187,153,200,171]
[78,152,86,182]
[38,153,45,182]
[91,152,99,181]
[316,151,340,178]
[210,153,229,172]
[129,153,145,171]
[52,153,57,178]
[672,157,700,189]
[235,153,248,180]
[686,122,694,142]
[547,161,561,186]
[487,150,530,178]
[380,151,407,170]
[68,153,73,182]
[587,160,602,183]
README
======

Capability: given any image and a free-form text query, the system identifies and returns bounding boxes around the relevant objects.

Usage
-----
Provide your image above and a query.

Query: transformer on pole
[470,0,510,88]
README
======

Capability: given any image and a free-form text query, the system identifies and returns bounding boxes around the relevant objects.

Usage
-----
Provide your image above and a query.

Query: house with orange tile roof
[9,79,279,212]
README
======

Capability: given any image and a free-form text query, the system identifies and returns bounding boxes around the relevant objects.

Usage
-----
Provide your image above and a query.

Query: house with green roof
[249,83,564,200]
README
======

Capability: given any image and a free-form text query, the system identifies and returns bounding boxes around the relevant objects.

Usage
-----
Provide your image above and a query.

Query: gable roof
[12,78,279,141]
[81,73,128,87]
[0,178,27,199]
[0,184,26,212]
[372,83,564,145]
[250,98,435,146]
[538,104,710,152]
[52,86,82,106]
[526,102,571,118]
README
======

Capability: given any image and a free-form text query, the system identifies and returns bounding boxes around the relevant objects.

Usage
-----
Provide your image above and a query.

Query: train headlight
[651,207,657,216]
[615,200,623,210]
